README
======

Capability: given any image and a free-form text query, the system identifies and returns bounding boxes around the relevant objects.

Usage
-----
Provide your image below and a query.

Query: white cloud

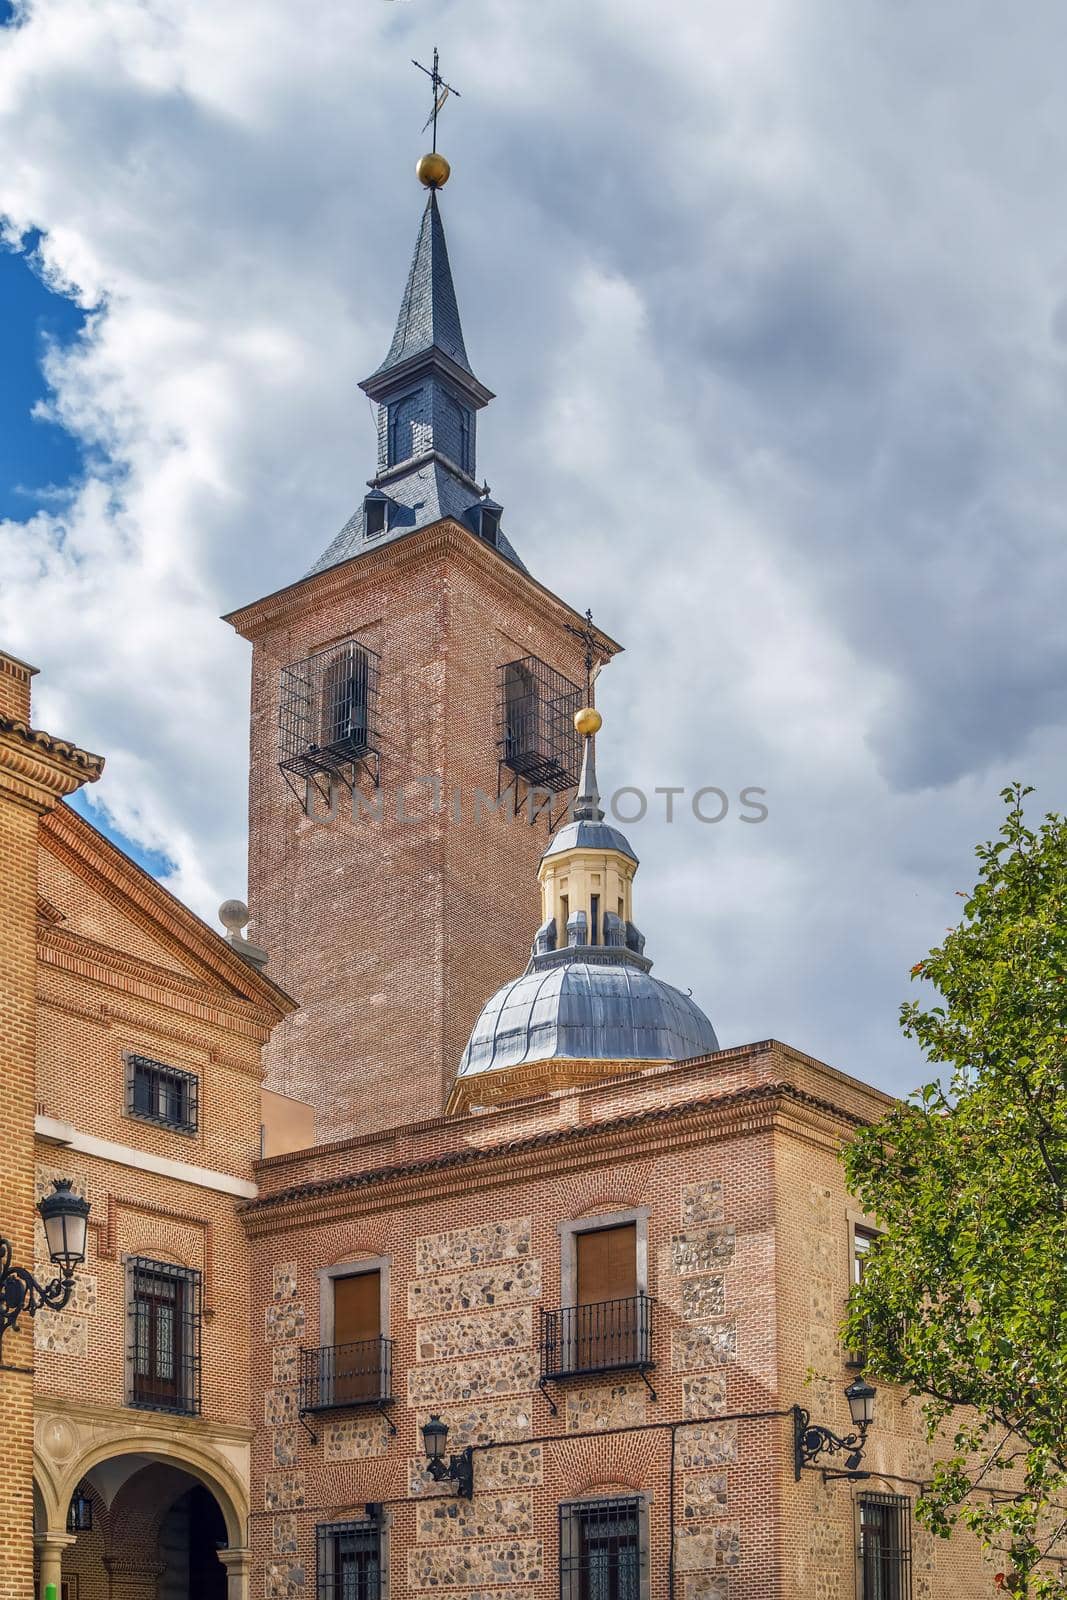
[2,0,1066,1096]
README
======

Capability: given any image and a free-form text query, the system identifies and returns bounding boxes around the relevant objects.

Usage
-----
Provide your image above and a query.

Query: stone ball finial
[574,707,602,738]
[218,899,250,935]
[416,151,451,188]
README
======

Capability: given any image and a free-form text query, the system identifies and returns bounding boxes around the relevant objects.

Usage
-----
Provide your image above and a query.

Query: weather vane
[412,47,461,154]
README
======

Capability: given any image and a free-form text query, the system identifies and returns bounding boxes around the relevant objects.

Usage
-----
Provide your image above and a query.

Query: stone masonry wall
[247,1113,802,1600]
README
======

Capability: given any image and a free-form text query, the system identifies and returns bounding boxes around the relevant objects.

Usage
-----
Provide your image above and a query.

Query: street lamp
[67,1484,93,1533]
[0,1180,91,1359]
[420,1414,474,1499]
[794,1376,877,1479]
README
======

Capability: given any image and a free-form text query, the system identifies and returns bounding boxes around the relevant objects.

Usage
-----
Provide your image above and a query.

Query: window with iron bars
[317,1514,383,1600]
[497,656,582,794]
[126,1257,201,1417]
[559,1496,647,1600]
[859,1493,912,1600]
[279,639,381,782]
[125,1054,198,1135]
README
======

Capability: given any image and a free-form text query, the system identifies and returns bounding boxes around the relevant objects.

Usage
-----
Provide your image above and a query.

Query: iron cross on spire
[412,47,461,153]
[565,608,600,704]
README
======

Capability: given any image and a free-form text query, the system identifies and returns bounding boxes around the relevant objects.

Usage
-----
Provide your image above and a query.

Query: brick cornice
[37,986,265,1067]
[241,1081,864,1234]
[40,803,295,1021]
[223,518,623,661]
[0,720,103,812]
[36,923,275,1044]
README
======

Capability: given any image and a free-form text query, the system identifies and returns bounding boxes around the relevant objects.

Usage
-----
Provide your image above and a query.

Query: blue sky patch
[0,237,86,520]
[68,786,179,882]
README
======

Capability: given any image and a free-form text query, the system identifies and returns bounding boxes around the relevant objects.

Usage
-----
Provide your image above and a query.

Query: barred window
[126,1257,201,1416]
[321,646,369,748]
[497,656,582,793]
[126,1054,198,1134]
[560,1497,647,1600]
[278,639,381,785]
[860,1493,912,1600]
[317,1515,383,1600]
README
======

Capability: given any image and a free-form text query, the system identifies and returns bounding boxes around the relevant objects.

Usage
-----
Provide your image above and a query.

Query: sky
[2,0,1066,1098]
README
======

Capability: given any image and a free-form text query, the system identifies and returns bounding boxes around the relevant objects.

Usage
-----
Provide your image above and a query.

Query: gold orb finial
[417,152,451,189]
[574,707,602,738]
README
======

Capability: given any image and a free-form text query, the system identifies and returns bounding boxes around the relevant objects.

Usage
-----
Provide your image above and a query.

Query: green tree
[844,786,1067,1597]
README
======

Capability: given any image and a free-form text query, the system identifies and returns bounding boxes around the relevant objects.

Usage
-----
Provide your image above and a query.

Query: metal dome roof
[456,954,718,1082]
[540,819,638,865]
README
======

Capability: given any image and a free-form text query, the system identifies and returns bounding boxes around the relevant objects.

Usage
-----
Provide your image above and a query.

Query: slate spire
[307,165,527,579]
[372,191,473,379]
[572,730,605,822]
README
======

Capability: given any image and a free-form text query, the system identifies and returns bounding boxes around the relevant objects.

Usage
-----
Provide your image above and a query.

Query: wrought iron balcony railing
[299,1337,394,1415]
[540,1294,655,1387]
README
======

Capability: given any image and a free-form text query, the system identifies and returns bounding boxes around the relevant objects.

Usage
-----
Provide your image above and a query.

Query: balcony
[298,1337,394,1426]
[497,656,582,795]
[540,1294,656,1409]
[278,639,381,808]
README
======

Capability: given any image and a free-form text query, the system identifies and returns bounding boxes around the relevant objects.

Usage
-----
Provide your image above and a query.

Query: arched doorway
[38,1444,249,1600]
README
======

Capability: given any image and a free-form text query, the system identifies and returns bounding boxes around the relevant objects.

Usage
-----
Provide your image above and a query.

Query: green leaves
[844,787,1067,1596]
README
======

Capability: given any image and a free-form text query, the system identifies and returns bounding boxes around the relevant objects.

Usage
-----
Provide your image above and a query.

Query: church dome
[457,955,718,1083]
[447,706,718,1113]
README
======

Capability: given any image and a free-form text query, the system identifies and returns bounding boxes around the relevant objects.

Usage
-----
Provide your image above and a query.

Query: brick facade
[5,640,1002,1600]
[0,653,103,1600]
[242,1044,995,1600]
[229,520,619,1143]
[3,658,293,1600]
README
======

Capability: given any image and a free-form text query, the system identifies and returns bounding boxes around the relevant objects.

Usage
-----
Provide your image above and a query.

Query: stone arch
[33,1451,63,1534]
[55,1431,247,1548]
[110,1460,214,1555]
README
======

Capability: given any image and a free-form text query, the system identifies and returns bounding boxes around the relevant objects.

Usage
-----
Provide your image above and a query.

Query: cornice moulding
[242,1081,863,1234]
[41,804,295,1021]
[224,518,622,663]
[36,923,274,1041]
[0,725,103,811]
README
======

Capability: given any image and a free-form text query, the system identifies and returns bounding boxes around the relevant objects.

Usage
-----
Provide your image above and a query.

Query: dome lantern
[448,710,717,1113]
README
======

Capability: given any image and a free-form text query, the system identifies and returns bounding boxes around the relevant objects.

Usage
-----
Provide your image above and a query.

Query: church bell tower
[226,133,620,1142]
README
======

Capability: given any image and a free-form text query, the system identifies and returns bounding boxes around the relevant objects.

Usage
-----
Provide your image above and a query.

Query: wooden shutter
[576,1224,637,1304]
[573,1225,639,1370]
[332,1271,381,1402]
[334,1271,380,1345]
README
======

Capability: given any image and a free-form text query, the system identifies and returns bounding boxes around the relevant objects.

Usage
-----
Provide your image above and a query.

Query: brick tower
[227,157,620,1142]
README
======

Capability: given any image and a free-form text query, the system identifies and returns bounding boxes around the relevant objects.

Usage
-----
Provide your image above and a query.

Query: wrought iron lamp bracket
[0,1237,76,1358]
[793,1405,870,1480]
[427,1446,474,1499]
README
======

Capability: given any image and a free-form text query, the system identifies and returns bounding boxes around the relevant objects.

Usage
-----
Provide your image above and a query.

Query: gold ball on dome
[574,707,602,737]
[416,152,451,188]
